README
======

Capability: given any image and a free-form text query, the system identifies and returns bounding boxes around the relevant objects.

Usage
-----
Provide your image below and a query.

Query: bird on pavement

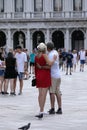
[18,123,31,130]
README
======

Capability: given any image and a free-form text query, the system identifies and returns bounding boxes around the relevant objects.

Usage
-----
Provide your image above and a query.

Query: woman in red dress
[35,43,55,118]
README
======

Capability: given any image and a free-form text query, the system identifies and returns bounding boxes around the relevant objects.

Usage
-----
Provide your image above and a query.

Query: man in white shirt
[15,45,27,95]
[47,42,62,114]
[79,48,86,72]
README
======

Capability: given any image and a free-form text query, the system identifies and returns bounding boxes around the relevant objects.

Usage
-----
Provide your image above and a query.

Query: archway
[52,31,64,50]
[72,30,84,51]
[0,31,6,47]
[13,31,25,49]
[32,31,45,49]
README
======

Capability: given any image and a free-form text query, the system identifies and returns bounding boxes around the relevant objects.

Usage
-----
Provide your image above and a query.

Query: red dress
[35,54,51,88]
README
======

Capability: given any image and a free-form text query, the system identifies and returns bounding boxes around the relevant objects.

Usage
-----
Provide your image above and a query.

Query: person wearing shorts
[66,50,73,75]
[79,48,86,72]
[15,45,27,95]
[47,42,62,114]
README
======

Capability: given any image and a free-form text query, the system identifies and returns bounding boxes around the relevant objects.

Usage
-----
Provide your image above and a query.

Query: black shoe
[66,73,68,75]
[10,92,16,96]
[1,91,5,95]
[56,108,62,114]
[13,92,16,96]
[35,113,43,119]
[70,73,72,75]
[48,108,55,114]
[4,92,9,94]
[18,92,22,95]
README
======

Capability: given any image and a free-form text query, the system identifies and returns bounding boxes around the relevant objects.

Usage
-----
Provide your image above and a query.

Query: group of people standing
[58,47,86,75]
[0,43,62,119]
[0,46,28,95]
[1,42,86,120]
[34,43,87,119]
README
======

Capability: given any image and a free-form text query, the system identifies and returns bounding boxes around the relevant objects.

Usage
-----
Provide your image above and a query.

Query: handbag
[32,77,36,87]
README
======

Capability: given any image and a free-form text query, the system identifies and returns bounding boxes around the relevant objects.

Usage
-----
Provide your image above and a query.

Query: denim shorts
[80,60,85,64]
[18,72,24,80]
[0,70,4,76]
[66,62,73,68]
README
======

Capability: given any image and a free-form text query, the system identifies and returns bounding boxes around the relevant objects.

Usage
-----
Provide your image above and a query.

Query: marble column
[65,29,70,51]
[84,29,87,49]
[7,29,12,50]
[26,29,31,52]
[45,29,50,43]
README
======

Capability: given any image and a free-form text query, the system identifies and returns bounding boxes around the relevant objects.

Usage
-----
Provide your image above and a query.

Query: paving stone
[0,64,87,130]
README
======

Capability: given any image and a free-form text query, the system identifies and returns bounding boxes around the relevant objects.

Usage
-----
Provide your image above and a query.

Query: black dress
[4,57,18,79]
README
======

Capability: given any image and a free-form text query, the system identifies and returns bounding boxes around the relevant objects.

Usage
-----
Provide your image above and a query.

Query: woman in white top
[72,50,78,72]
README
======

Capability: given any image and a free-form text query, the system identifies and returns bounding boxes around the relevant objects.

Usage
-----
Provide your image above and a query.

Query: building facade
[0,0,87,52]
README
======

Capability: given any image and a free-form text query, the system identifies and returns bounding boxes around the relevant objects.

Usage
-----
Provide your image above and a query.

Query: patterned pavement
[0,63,87,130]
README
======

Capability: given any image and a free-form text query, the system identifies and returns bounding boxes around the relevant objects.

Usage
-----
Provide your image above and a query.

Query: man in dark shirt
[61,48,67,71]
[66,50,73,75]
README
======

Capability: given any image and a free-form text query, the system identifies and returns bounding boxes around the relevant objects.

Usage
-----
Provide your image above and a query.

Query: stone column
[45,29,50,43]
[65,29,70,51]
[7,29,13,50]
[84,29,87,49]
[26,29,31,52]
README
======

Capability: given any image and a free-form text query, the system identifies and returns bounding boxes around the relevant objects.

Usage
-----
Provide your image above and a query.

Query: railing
[0,11,87,20]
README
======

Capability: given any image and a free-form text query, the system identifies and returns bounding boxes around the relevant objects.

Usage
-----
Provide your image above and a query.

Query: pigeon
[18,123,31,130]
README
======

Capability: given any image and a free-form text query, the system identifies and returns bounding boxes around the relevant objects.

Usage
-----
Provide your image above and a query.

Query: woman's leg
[38,87,48,112]
[0,77,3,93]
[10,79,14,93]
[4,79,9,93]
[14,78,17,94]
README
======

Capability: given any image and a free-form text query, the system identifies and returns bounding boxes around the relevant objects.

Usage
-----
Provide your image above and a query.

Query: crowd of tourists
[58,47,87,74]
[0,46,30,96]
[0,43,87,119]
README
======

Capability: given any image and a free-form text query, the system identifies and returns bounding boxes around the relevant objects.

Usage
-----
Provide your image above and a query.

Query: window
[54,0,63,11]
[34,0,43,12]
[73,0,82,11]
[15,0,24,12]
[0,0,4,12]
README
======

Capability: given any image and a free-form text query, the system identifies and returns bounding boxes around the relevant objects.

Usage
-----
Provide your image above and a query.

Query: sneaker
[35,113,43,119]
[48,108,55,114]
[18,92,22,95]
[56,108,62,114]
[13,92,16,96]
[1,91,5,95]
[10,92,16,96]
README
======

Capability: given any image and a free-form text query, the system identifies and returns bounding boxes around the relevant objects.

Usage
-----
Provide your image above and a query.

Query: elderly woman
[35,43,56,118]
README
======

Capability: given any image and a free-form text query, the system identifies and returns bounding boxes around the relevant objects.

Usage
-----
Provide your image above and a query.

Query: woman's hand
[36,63,42,69]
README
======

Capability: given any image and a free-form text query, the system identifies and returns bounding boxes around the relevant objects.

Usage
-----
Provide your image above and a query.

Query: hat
[37,43,47,51]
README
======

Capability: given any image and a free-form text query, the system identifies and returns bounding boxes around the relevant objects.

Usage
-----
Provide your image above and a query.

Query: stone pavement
[0,63,87,130]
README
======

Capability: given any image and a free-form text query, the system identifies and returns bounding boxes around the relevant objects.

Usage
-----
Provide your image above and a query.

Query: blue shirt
[30,53,35,63]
